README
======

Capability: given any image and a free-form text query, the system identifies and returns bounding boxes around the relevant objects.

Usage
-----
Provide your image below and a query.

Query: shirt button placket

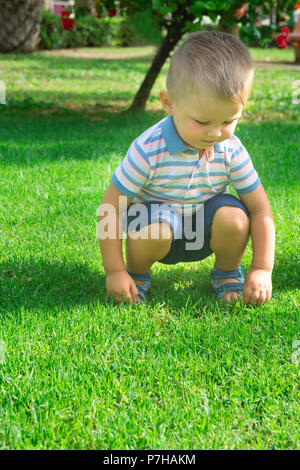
[185,151,197,198]
[189,158,197,191]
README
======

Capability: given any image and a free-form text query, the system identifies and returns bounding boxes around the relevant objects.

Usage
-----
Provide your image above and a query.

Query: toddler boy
[97,31,275,305]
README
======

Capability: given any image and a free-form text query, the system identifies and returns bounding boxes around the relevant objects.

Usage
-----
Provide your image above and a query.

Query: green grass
[0,46,299,450]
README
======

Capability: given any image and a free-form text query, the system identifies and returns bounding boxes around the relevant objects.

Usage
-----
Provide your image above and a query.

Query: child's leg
[209,205,250,302]
[126,222,173,299]
[126,221,172,273]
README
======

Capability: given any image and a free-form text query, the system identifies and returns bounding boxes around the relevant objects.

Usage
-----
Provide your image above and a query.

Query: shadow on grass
[150,262,217,312]
[0,257,212,315]
[0,257,219,318]
[150,250,299,311]
[0,251,297,317]
[0,259,106,315]
[0,109,167,171]
[0,109,299,171]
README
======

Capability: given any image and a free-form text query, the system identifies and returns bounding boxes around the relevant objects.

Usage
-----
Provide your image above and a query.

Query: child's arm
[239,184,275,305]
[97,182,139,304]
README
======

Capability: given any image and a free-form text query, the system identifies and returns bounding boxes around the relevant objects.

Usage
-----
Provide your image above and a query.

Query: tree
[101,0,296,112]
[0,0,44,53]
[103,0,249,112]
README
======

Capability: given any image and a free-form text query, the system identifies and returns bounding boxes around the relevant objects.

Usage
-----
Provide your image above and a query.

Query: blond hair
[166,31,254,105]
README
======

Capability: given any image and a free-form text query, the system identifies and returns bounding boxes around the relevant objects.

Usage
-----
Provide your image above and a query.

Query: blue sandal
[210,267,244,300]
[127,271,151,301]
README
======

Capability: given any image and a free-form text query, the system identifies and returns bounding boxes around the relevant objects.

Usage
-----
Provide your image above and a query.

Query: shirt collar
[161,115,224,162]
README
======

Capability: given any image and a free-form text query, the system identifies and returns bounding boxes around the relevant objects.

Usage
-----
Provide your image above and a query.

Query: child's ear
[160,90,173,114]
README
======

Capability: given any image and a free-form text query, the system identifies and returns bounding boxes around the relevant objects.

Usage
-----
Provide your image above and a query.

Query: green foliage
[39,8,63,49]
[239,0,296,26]
[240,23,278,49]
[118,10,163,46]
[45,1,297,52]
[105,0,296,33]
[39,7,160,50]
[62,16,119,48]
[238,0,296,49]
[39,13,113,49]
[108,0,246,23]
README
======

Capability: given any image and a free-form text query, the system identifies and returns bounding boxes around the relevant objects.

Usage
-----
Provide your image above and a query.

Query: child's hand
[106,270,139,304]
[243,268,272,305]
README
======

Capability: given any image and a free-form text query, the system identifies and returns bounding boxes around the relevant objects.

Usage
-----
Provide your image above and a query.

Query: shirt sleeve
[228,137,261,194]
[111,139,151,198]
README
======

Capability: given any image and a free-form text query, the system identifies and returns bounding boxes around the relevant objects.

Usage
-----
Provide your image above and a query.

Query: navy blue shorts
[123,193,250,265]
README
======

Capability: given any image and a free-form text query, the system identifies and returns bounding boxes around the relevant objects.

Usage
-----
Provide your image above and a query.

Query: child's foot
[216,277,243,302]
[210,267,244,303]
[127,272,151,302]
[135,279,147,302]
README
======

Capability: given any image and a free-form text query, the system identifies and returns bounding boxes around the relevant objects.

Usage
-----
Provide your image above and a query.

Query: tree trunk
[217,22,240,36]
[128,13,193,113]
[0,0,44,53]
[127,30,182,113]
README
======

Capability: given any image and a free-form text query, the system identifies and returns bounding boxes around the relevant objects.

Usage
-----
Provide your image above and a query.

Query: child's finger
[130,281,139,302]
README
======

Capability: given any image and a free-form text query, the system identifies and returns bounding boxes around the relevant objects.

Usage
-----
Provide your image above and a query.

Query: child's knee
[212,206,250,235]
[127,222,173,261]
[128,221,173,241]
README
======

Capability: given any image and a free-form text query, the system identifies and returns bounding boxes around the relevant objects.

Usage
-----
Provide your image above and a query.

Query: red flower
[108,9,117,17]
[281,27,290,41]
[235,4,248,20]
[276,35,287,49]
[61,10,70,19]
[61,10,75,30]
[62,18,75,30]
[294,1,300,10]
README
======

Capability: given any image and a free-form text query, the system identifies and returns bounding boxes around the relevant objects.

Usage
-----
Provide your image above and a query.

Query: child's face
[160,89,244,150]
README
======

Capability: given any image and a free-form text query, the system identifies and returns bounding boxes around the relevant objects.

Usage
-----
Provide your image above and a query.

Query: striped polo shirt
[111,115,260,215]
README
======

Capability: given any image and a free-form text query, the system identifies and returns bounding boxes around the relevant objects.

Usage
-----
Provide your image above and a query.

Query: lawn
[0,45,299,450]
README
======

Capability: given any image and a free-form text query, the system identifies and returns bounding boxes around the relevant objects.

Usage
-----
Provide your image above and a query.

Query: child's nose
[207,127,222,137]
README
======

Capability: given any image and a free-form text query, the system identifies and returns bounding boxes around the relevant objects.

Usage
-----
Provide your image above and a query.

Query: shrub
[118,10,163,46]
[39,8,64,49]
[61,16,120,48]
[240,15,295,49]
[39,7,163,50]
[239,23,278,48]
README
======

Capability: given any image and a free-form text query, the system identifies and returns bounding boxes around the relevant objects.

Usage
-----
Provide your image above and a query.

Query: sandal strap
[127,271,151,301]
[212,281,244,298]
[127,272,151,282]
[210,267,244,281]
[210,267,244,299]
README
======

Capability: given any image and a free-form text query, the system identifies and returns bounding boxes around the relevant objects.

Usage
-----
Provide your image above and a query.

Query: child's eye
[194,120,209,125]
[224,121,234,125]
